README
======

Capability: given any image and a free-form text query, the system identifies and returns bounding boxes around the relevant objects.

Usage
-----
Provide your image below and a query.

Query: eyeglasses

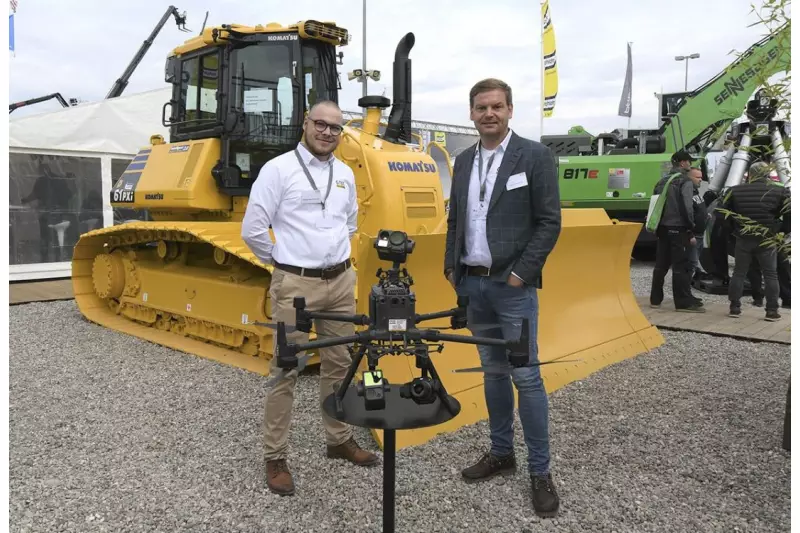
[308,118,343,136]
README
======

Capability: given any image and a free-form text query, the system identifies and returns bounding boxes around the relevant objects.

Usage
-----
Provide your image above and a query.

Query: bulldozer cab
[162,21,348,197]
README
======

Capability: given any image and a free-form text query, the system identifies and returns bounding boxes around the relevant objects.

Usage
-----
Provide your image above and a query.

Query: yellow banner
[541,0,558,118]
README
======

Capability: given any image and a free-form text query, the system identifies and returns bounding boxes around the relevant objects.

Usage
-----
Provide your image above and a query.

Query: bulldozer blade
[351,208,664,452]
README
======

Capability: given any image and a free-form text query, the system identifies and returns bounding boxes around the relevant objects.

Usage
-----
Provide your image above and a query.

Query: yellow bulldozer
[71,20,664,450]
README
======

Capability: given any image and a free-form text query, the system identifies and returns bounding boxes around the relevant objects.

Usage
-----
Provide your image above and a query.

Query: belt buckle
[321,264,340,280]
[475,266,490,276]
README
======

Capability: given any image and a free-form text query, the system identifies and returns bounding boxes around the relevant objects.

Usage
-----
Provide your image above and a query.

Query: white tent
[9,88,171,281]
[10,87,171,155]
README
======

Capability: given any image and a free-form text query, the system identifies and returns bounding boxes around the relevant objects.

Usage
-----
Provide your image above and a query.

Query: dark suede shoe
[326,437,380,466]
[266,459,295,496]
[531,473,560,518]
[676,303,705,313]
[765,310,781,322]
[461,451,516,483]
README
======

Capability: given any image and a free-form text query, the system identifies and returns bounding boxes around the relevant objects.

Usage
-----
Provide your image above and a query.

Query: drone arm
[415,296,469,326]
[302,311,370,326]
[417,329,512,348]
[414,308,459,323]
[287,332,365,352]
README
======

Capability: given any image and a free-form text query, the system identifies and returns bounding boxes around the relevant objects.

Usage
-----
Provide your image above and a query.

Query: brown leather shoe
[326,437,380,466]
[265,459,295,496]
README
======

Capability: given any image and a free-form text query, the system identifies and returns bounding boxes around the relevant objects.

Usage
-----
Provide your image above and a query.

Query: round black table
[323,384,461,533]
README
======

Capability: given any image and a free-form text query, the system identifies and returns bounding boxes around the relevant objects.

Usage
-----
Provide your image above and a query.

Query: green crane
[542,22,790,246]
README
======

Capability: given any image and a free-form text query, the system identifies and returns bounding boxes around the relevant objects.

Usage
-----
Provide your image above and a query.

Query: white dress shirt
[242,142,358,269]
[462,128,514,268]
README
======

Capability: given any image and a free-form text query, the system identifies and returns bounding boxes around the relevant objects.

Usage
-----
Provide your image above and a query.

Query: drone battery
[362,370,386,410]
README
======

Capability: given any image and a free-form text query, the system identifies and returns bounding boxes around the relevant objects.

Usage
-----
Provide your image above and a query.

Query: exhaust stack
[383,33,415,144]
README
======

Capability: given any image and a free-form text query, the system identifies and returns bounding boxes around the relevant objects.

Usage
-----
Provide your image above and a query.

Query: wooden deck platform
[10,279,74,305]
[636,296,791,345]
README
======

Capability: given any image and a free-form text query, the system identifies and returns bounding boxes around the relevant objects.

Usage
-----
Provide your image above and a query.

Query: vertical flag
[9,0,16,53]
[541,0,558,119]
[617,42,633,118]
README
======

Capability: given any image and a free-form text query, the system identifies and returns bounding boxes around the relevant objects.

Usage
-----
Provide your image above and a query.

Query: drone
[255,229,576,416]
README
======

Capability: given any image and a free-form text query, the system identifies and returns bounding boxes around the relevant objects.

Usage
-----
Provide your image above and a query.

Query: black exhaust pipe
[383,32,415,144]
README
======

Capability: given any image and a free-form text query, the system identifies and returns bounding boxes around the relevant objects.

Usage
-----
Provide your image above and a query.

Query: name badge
[506,172,527,191]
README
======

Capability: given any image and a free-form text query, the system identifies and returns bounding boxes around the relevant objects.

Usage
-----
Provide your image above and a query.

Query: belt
[463,264,492,276]
[273,259,351,280]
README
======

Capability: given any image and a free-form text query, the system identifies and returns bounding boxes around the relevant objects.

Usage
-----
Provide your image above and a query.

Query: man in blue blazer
[444,78,562,518]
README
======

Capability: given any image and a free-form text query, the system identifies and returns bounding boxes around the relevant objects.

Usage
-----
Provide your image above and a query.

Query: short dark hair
[469,78,513,108]
[671,149,695,164]
[308,100,341,115]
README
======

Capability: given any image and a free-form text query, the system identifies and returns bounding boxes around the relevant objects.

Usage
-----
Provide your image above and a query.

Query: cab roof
[170,20,349,56]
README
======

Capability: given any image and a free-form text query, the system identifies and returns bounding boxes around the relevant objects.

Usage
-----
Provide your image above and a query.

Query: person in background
[686,167,710,285]
[649,151,705,312]
[720,161,790,321]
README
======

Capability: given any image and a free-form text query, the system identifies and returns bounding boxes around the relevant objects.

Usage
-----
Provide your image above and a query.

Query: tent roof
[9,87,172,155]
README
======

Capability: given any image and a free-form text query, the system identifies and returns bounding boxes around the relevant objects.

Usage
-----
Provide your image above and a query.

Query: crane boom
[105,5,190,99]
[659,22,790,155]
[9,92,71,113]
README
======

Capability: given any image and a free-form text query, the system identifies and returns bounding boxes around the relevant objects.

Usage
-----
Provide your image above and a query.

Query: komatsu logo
[145,193,164,200]
[714,47,780,105]
[267,34,298,41]
[387,161,437,173]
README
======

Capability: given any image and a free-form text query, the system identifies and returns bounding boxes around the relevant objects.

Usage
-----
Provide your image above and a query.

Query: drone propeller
[452,359,582,375]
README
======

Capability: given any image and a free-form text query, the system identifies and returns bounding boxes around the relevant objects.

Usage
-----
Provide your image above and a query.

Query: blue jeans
[456,275,550,476]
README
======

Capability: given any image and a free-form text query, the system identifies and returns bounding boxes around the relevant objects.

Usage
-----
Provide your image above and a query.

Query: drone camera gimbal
[272,229,534,417]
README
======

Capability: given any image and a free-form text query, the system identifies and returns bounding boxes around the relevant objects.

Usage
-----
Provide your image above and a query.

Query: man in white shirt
[242,100,378,497]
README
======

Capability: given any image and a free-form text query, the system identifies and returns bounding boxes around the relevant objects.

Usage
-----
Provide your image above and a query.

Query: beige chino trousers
[263,265,356,461]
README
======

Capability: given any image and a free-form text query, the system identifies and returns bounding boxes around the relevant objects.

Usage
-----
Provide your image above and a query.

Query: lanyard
[477,146,497,203]
[294,149,333,211]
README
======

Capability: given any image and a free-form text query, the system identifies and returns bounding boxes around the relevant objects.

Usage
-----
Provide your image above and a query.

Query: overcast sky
[7,0,786,139]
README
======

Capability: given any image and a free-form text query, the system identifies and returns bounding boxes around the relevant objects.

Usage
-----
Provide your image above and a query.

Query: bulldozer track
[71,221,318,375]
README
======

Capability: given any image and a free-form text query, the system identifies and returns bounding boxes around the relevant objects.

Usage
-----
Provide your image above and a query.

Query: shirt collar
[477,128,513,156]
[297,142,333,167]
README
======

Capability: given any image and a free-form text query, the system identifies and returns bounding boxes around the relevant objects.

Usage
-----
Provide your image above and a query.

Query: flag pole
[539,0,544,140]
[628,42,632,131]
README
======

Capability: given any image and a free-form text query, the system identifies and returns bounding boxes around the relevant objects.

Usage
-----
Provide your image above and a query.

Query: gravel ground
[10,283,791,533]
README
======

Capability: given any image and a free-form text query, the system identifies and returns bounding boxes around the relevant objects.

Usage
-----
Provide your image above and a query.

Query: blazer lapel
[488,133,523,211]
[458,144,477,214]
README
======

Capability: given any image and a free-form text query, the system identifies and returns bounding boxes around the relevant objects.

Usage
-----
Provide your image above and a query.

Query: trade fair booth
[9,88,171,281]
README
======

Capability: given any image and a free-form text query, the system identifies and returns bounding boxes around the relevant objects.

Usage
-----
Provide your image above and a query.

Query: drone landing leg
[383,429,396,533]
[334,344,368,418]
[425,358,460,416]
